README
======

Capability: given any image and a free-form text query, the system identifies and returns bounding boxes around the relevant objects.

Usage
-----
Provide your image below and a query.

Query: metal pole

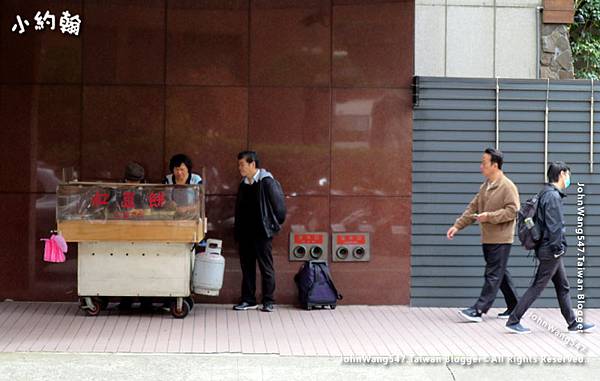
[544,79,549,183]
[536,6,543,79]
[591,78,595,173]
[496,78,500,150]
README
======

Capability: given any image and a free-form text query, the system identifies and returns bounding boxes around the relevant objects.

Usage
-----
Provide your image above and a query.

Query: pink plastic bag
[42,234,67,263]
[51,234,68,253]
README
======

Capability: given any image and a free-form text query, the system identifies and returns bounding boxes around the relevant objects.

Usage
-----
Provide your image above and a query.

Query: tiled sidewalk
[1,302,599,357]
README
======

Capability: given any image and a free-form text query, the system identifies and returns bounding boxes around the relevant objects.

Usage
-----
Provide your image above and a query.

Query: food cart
[56,181,206,318]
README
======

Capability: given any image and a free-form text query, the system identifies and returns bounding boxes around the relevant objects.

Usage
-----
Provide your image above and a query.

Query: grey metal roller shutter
[412,77,600,307]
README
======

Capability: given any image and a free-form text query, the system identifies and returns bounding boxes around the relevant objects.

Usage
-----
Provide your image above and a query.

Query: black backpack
[517,189,549,250]
[294,261,342,310]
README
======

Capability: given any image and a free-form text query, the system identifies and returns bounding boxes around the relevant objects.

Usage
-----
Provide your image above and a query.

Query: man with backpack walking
[447,148,520,322]
[506,162,595,334]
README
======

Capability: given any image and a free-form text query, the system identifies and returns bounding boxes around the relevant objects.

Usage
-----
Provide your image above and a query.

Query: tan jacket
[453,174,520,244]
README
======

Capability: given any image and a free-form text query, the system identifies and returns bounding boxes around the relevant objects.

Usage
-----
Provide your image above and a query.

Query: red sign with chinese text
[336,234,366,245]
[294,234,324,245]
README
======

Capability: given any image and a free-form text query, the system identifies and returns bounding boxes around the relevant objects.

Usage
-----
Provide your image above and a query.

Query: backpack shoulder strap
[294,261,309,283]
[316,263,343,300]
[534,188,553,214]
[537,187,556,200]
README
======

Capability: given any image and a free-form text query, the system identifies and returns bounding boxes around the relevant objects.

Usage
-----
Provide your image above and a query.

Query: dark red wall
[0,0,414,304]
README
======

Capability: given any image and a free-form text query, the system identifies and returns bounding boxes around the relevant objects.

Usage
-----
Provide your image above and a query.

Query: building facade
[416,0,575,79]
[0,0,414,305]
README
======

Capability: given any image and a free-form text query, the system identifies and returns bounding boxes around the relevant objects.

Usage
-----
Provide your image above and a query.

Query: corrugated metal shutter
[412,77,600,307]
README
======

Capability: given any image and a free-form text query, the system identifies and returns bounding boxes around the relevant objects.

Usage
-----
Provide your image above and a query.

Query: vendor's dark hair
[484,147,503,170]
[169,153,193,173]
[547,161,570,183]
[237,151,260,168]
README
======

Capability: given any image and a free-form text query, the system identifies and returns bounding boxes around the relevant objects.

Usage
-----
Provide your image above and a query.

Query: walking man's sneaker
[459,307,482,322]
[568,322,596,333]
[497,309,512,319]
[233,302,259,311]
[261,303,274,312]
[505,323,531,334]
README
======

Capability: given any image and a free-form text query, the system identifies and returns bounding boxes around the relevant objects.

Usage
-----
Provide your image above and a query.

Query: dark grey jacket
[536,183,568,260]
[234,169,286,240]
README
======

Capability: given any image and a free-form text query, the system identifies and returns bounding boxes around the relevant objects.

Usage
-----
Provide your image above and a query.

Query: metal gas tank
[192,239,225,296]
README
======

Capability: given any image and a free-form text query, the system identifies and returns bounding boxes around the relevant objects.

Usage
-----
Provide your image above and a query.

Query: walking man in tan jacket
[446,148,520,322]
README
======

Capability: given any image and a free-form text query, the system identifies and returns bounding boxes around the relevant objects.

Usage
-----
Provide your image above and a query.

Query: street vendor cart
[56,181,206,318]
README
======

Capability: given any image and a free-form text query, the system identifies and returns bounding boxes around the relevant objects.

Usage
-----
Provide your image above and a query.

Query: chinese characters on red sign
[294,234,325,245]
[336,234,367,245]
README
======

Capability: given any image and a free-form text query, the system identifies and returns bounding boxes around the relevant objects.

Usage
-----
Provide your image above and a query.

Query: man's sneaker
[261,303,274,313]
[459,307,482,322]
[233,302,259,311]
[568,322,596,333]
[505,323,531,334]
[497,309,512,319]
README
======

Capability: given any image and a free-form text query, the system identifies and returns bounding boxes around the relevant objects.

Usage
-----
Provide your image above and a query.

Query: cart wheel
[184,297,195,310]
[330,305,336,310]
[83,299,102,316]
[306,305,312,311]
[170,300,191,319]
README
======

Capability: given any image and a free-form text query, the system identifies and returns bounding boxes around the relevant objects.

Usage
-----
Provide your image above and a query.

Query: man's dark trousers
[239,235,275,305]
[473,244,518,313]
[507,256,576,326]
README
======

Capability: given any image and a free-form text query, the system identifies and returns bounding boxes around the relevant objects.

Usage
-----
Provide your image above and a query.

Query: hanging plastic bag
[41,234,67,263]
[51,234,68,254]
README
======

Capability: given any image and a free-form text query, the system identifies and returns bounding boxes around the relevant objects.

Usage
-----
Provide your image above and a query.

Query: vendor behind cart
[108,162,148,219]
[124,161,145,184]
[163,154,205,253]
[163,153,202,185]
[163,154,202,219]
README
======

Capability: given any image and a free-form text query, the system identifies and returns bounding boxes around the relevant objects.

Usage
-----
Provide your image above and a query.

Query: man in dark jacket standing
[506,162,595,334]
[234,151,286,312]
